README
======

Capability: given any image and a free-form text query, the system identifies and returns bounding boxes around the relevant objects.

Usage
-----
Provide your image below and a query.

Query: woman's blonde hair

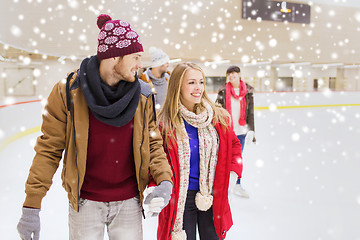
[158,62,231,146]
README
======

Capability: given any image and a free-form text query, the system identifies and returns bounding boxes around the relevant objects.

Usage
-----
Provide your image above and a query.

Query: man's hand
[17,207,41,240]
[144,181,172,217]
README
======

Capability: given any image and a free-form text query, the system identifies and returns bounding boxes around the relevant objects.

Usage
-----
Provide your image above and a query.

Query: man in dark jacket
[17,14,172,240]
[216,65,256,198]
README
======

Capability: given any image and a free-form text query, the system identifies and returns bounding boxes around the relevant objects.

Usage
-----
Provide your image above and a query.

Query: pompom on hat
[149,46,170,68]
[96,14,143,60]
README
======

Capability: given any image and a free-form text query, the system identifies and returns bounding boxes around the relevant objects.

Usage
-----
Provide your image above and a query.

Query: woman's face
[180,68,205,112]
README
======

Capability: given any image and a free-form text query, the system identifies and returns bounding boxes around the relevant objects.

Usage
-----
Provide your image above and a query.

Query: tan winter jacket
[23,71,172,211]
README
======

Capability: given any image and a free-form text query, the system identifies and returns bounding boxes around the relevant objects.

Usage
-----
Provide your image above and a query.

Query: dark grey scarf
[79,55,140,127]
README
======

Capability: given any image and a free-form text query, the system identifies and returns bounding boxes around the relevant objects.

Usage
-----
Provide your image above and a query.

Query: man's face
[227,71,241,85]
[114,52,143,82]
[158,62,170,74]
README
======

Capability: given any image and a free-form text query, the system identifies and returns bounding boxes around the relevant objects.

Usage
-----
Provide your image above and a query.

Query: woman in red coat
[157,62,243,240]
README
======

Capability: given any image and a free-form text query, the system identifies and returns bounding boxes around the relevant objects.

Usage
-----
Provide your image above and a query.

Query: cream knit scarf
[172,102,219,240]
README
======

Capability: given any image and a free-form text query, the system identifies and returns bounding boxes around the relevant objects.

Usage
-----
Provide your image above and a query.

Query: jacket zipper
[215,126,224,238]
[68,90,80,210]
[167,148,177,240]
[139,96,149,218]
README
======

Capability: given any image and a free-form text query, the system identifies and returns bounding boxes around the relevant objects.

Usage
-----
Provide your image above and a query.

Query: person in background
[156,62,243,240]
[216,65,256,198]
[139,46,170,111]
[16,14,172,240]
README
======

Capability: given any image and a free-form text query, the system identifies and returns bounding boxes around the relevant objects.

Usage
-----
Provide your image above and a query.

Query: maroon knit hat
[96,14,143,60]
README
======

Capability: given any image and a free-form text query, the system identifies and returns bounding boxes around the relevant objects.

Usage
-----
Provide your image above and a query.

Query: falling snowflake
[0,129,4,140]
[269,103,277,112]
[10,25,22,37]
[150,131,157,138]
[29,138,36,147]
[33,68,41,78]
[255,159,264,168]
[291,133,300,141]
[269,38,277,47]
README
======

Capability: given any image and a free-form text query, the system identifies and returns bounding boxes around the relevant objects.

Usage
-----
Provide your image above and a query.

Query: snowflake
[269,103,277,112]
[291,133,300,141]
[33,69,41,77]
[104,22,114,31]
[104,36,118,44]
[269,38,277,47]
[113,27,126,36]
[0,129,4,139]
[98,44,108,52]
[150,131,157,138]
[11,25,22,37]
[98,31,107,40]
[116,39,131,49]
[126,31,138,39]
[255,159,264,168]
[119,20,130,27]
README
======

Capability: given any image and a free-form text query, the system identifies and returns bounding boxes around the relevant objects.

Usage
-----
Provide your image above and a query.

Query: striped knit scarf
[171,102,219,240]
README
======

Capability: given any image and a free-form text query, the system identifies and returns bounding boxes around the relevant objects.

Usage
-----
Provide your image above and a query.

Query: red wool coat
[157,122,243,240]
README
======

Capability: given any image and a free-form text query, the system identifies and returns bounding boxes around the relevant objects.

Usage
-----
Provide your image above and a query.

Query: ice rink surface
[1,91,360,240]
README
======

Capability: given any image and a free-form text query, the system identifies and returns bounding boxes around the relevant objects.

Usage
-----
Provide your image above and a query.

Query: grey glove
[144,181,172,216]
[17,207,40,240]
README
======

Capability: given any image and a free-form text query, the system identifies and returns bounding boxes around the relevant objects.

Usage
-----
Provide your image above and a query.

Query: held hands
[144,180,172,217]
[17,207,41,240]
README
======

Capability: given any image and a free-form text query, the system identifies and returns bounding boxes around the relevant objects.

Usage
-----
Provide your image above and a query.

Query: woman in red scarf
[216,65,256,198]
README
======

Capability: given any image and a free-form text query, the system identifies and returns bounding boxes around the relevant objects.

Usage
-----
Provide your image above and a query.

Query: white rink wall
[209,90,360,107]
[1,91,360,240]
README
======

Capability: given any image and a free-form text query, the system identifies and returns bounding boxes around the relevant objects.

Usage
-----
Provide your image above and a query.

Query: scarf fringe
[171,230,187,240]
[195,192,213,211]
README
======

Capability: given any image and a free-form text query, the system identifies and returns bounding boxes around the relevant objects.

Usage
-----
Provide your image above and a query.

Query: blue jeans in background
[236,134,246,184]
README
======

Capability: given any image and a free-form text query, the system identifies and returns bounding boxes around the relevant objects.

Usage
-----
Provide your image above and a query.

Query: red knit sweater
[80,111,138,202]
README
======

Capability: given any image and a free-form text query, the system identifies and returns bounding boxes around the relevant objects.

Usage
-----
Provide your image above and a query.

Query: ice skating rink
[1,91,360,240]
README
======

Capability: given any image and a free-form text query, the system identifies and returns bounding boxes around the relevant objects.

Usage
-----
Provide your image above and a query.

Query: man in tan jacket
[17,14,173,240]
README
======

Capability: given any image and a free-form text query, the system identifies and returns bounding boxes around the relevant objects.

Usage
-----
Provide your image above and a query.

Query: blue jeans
[237,134,246,153]
[236,134,246,184]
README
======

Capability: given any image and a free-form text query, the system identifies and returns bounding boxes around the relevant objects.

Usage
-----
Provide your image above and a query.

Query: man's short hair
[226,66,241,75]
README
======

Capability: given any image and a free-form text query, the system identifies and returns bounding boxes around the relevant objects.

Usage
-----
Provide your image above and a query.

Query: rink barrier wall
[1,97,360,153]
[0,99,41,109]
[255,103,360,110]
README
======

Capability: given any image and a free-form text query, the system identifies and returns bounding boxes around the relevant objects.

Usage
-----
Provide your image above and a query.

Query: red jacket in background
[157,122,243,240]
